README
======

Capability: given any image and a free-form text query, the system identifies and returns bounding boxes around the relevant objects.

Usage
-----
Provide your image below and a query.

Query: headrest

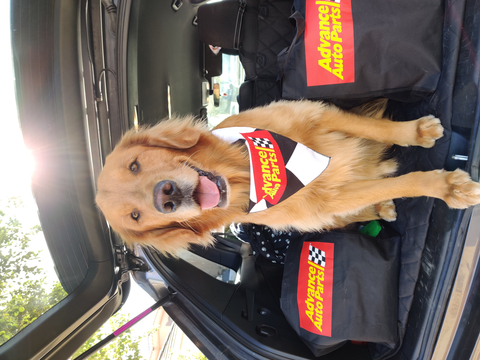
[197,0,246,50]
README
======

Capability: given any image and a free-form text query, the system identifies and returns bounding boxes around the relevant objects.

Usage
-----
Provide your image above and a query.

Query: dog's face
[96,117,245,254]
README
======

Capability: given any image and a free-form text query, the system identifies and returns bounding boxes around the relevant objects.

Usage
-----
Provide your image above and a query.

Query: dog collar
[212,127,330,213]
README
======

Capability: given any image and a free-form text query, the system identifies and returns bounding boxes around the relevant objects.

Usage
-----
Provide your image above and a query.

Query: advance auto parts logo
[304,0,354,86]
[297,242,334,336]
[242,130,287,204]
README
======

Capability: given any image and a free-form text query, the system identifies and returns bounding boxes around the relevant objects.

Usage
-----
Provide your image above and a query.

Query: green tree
[176,350,208,360]
[72,312,151,360]
[0,198,150,358]
[0,198,67,345]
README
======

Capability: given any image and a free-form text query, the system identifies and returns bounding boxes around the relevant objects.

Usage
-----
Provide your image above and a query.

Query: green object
[359,220,382,237]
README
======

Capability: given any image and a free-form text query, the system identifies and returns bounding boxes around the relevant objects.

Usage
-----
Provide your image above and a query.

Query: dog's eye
[130,160,140,173]
[131,211,140,221]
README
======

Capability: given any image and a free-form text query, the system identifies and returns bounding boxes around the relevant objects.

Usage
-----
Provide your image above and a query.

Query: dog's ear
[123,226,214,256]
[119,116,205,150]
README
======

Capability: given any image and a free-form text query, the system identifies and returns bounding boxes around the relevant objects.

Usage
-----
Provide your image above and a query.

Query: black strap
[233,0,247,50]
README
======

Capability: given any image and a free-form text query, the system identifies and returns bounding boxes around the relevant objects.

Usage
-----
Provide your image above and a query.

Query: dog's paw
[415,115,444,148]
[375,200,397,221]
[444,169,480,208]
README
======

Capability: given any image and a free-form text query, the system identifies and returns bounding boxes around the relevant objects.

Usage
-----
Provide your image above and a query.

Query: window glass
[207,54,245,127]
[0,3,67,344]
[0,197,68,346]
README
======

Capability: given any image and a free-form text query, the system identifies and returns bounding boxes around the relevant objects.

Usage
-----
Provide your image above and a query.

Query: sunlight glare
[0,132,35,200]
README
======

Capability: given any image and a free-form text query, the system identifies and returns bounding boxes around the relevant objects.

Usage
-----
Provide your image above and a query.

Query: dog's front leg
[321,109,444,148]
[331,169,480,214]
[332,200,397,227]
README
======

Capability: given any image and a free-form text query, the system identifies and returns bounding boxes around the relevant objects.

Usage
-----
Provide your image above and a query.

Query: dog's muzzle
[154,180,184,213]
[153,168,227,214]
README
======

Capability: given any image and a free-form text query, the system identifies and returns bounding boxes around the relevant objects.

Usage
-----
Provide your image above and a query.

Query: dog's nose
[154,180,182,213]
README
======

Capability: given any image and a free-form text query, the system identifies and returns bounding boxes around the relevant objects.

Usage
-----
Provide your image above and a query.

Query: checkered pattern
[308,245,326,267]
[212,127,330,213]
[248,136,274,149]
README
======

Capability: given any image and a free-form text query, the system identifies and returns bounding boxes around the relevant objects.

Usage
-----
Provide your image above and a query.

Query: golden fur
[96,100,480,254]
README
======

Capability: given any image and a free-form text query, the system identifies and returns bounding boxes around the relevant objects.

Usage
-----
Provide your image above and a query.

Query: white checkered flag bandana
[308,244,326,267]
[212,127,330,213]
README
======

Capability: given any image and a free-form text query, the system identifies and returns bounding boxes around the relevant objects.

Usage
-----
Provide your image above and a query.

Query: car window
[0,8,68,344]
[207,54,245,127]
[0,195,68,347]
[0,98,69,347]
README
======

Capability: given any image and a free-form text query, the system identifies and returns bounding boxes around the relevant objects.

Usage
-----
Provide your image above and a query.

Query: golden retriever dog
[96,100,480,254]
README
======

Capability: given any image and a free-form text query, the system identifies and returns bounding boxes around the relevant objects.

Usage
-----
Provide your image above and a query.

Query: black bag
[278,0,443,106]
[197,0,294,81]
[280,228,400,357]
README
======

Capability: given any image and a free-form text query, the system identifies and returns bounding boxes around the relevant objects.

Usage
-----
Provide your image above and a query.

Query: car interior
[126,0,480,359]
[5,0,480,359]
[4,2,131,359]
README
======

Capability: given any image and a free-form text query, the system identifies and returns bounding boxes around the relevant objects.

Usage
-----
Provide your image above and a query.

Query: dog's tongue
[196,176,220,210]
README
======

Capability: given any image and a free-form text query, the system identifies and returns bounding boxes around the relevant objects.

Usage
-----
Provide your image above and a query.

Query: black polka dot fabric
[231,223,300,265]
